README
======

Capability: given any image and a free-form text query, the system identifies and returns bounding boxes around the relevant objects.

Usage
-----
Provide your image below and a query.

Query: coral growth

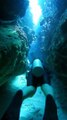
[47,9,67,82]
[0,24,28,85]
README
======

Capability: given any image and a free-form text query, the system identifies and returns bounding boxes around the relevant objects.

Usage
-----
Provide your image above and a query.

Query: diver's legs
[43,94,58,120]
[1,90,23,120]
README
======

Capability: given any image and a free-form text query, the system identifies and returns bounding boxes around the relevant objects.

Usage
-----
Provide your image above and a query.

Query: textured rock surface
[47,9,67,120]
[51,77,67,120]
[0,0,29,21]
[0,24,28,86]
[47,9,67,82]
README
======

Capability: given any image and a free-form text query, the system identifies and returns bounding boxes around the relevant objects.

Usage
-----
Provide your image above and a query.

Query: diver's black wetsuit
[27,71,45,87]
[27,68,51,88]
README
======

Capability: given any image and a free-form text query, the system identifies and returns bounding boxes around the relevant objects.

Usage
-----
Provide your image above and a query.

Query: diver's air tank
[32,59,44,77]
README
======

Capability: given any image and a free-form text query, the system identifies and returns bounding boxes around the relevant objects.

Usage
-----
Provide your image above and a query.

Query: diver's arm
[41,83,53,96]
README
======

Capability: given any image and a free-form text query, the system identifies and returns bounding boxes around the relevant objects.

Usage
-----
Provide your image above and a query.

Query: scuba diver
[27,59,58,120]
[1,59,58,120]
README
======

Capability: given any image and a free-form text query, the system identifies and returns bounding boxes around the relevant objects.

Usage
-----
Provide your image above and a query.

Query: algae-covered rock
[0,0,29,21]
[0,24,28,86]
[47,9,67,82]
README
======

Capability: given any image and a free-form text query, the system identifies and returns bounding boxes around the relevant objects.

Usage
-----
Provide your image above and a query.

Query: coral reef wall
[0,0,29,86]
[47,9,67,120]
[47,9,67,83]
[0,24,28,86]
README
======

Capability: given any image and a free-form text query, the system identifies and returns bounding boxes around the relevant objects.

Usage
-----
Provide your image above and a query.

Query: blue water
[21,0,67,67]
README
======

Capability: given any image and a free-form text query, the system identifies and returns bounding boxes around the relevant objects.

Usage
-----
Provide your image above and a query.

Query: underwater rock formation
[0,24,28,86]
[39,0,67,58]
[47,9,67,120]
[0,0,29,22]
[47,9,67,82]
[56,0,67,17]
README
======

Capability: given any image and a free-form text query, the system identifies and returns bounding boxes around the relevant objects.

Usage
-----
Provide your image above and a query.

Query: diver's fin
[43,94,58,120]
[1,90,23,120]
